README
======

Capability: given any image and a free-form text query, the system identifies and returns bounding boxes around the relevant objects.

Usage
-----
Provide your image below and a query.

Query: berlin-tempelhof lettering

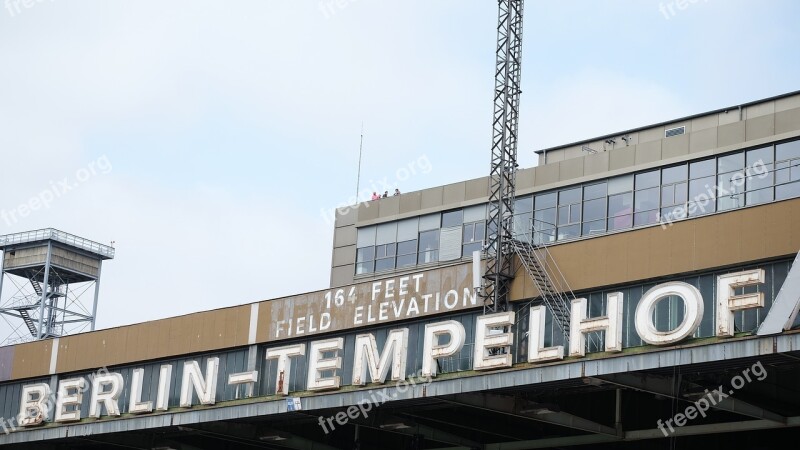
[3,267,799,433]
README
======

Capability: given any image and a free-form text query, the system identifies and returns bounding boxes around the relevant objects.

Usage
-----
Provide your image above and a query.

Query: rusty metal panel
[256,265,480,345]
[10,340,52,380]
[54,306,251,375]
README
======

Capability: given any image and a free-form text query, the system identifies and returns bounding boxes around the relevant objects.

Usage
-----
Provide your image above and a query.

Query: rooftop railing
[0,228,115,259]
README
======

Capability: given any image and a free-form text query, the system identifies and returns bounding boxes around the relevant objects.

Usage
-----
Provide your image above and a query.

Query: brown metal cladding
[10,339,52,380]
[509,198,800,299]
[55,304,251,374]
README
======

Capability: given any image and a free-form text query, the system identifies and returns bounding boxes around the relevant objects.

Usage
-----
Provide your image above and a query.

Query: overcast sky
[1,0,798,340]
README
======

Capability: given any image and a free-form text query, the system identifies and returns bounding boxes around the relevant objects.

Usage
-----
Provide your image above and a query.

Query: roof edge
[534,89,800,155]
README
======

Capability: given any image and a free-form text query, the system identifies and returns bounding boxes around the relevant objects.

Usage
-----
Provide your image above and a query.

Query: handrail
[4,295,41,309]
[0,228,114,259]
[508,216,600,351]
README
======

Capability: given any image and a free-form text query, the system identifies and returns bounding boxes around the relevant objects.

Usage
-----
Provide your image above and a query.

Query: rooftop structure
[0,229,113,344]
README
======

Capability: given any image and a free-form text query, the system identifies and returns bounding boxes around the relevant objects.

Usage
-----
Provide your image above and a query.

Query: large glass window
[634,170,660,226]
[418,230,439,264]
[688,158,716,216]
[746,146,774,205]
[374,243,396,272]
[608,175,633,231]
[660,164,688,222]
[513,196,533,241]
[533,192,557,245]
[396,240,417,268]
[608,193,633,230]
[356,246,375,274]
[463,221,485,255]
[776,140,800,200]
[557,187,581,239]
[582,182,607,235]
[717,153,745,211]
[442,210,463,228]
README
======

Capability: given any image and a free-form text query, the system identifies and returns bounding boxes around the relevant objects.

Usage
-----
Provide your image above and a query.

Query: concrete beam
[447,393,618,436]
[379,415,481,449]
[595,372,787,423]
[186,422,340,450]
[481,416,800,449]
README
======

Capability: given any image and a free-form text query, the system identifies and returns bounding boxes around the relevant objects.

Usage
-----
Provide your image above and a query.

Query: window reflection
[534,192,557,245]
[557,187,581,240]
[608,192,633,230]
[356,246,375,274]
[717,153,744,211]
[354,137,800,275]
[375,243,397,272]
[746,147,773,205]
[776,140,800,200]
[418,230,439,264]
[463,221,486,255]
[396,240,417,268]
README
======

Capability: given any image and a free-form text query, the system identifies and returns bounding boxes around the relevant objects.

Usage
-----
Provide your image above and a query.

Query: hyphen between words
[10,268,783,428]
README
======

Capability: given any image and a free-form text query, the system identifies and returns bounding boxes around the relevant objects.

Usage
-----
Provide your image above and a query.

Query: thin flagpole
[356,122,364,200]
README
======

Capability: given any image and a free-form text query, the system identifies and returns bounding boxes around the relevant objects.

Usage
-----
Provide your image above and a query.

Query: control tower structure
[0,229,114,345]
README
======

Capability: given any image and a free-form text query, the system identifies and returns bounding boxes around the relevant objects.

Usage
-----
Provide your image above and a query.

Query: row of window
[516,138,800,244]
[356,222,486,274]
[355,205,487,275]
[355,137,800,275]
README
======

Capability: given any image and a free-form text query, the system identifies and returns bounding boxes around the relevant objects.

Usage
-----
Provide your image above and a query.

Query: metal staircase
[29,277,43,296]
[508,238,573,338]
[18,309,38,337]
[6,273,59,338]
[508,232,601,352]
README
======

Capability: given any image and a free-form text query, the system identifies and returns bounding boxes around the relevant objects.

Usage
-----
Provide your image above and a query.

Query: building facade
[1,91,800,449]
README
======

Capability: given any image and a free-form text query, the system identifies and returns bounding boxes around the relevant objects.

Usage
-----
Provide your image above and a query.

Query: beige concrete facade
[330,91,800,287]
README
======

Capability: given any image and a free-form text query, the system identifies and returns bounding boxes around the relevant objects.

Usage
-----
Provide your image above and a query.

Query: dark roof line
[534,89,800,155]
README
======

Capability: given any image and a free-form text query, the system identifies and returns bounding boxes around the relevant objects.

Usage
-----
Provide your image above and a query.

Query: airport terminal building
[2,91,800,449]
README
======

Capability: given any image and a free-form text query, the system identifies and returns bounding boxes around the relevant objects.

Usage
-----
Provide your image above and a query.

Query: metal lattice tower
[483,0,525,313]
[0,229,114,345]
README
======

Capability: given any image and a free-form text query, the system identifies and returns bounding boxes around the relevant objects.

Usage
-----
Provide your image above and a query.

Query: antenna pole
[356,122,364,200]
